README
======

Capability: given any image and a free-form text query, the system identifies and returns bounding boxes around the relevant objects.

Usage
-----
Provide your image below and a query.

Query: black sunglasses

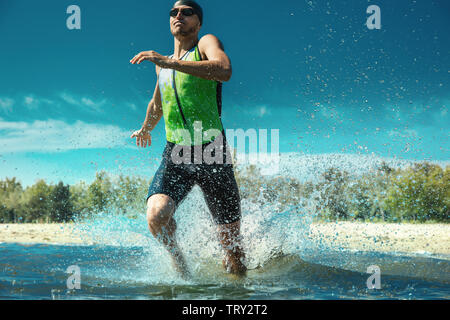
[170,8,195,17]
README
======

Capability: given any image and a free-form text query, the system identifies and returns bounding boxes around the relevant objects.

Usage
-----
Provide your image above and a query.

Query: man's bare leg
[218,220,247,277]
[147,194,189,278]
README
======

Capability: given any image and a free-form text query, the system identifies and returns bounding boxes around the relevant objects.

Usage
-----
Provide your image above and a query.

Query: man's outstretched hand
[130,127,152,148]
[130,50,169,67]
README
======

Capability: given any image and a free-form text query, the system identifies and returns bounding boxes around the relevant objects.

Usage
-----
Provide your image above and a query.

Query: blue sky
[0,0,449,186]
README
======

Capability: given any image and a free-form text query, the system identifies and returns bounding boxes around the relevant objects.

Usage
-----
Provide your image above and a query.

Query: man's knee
[146,194,175,229]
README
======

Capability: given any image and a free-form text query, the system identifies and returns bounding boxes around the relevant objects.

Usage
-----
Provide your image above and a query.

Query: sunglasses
[170,8,195,17]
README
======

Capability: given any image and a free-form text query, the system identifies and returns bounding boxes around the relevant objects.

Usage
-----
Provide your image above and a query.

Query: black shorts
[145,134,241,225]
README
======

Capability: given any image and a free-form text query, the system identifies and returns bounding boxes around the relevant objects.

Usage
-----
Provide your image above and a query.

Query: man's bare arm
[130,66,163,148]
[130,34,232,82]
[142,67,163,132]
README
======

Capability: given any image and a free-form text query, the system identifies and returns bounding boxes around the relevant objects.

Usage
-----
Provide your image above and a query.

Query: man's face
[170,5,201,37]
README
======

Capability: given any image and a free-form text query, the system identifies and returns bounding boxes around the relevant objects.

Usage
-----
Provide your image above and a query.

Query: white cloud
[0,118,132,153]
[388,128,419,139]
[2,93,142,116]
[235,104,273,118]
[24,96,34,105]
[23,95,55,110]
[60,92,107,113]
[127,102,137,111]
[60,92,78,105]
[316,104,340,120]
[258,105,271,117]
[383,98,450,128]
[0,98,14,113]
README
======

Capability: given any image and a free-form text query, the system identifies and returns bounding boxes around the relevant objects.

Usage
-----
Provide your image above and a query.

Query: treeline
[0,172,150,223]
[0,161,448,223]
[235,161,449,223]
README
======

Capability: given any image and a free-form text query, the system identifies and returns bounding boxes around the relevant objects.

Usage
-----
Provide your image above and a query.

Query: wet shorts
[145,134,241,225]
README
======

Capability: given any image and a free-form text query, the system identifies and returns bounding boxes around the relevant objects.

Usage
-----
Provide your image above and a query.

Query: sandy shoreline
[305,222,450,259]
[0,222,449,259]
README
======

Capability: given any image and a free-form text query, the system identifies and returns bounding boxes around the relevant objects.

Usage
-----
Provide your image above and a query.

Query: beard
[172,25,197,37]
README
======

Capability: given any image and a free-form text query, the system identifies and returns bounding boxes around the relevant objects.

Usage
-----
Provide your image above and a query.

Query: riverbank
[305,222,450,259]
[0,222,449,259]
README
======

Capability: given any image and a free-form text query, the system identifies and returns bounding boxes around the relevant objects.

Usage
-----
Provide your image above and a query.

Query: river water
[1,194,449,300]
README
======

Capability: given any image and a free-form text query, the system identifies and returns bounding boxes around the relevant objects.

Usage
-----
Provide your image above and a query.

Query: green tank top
[158,45,224,146]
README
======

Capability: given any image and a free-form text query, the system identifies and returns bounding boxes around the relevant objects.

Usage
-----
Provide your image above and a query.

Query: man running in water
[130,0,247,278]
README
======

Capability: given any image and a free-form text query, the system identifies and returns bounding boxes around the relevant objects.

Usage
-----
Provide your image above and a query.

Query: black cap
[173,0,203,26]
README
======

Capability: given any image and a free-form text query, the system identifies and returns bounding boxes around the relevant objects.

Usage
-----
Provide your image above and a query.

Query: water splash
[65,152,449,290]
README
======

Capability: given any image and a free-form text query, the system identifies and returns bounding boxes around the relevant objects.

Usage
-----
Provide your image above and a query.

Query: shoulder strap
[172,69,188,128]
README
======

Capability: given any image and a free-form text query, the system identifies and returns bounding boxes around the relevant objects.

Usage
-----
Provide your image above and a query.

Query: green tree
[87,171,113,214]
[345,168,392,222]
[49,181,74,222]
[70,181,90,218]
[22,179,52,222]
[110,174,149,217]
[346,178,373,221]
[0,177,24,223]
[377,161,394,176]
[383,163,449,222]
[317,167,351,220]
